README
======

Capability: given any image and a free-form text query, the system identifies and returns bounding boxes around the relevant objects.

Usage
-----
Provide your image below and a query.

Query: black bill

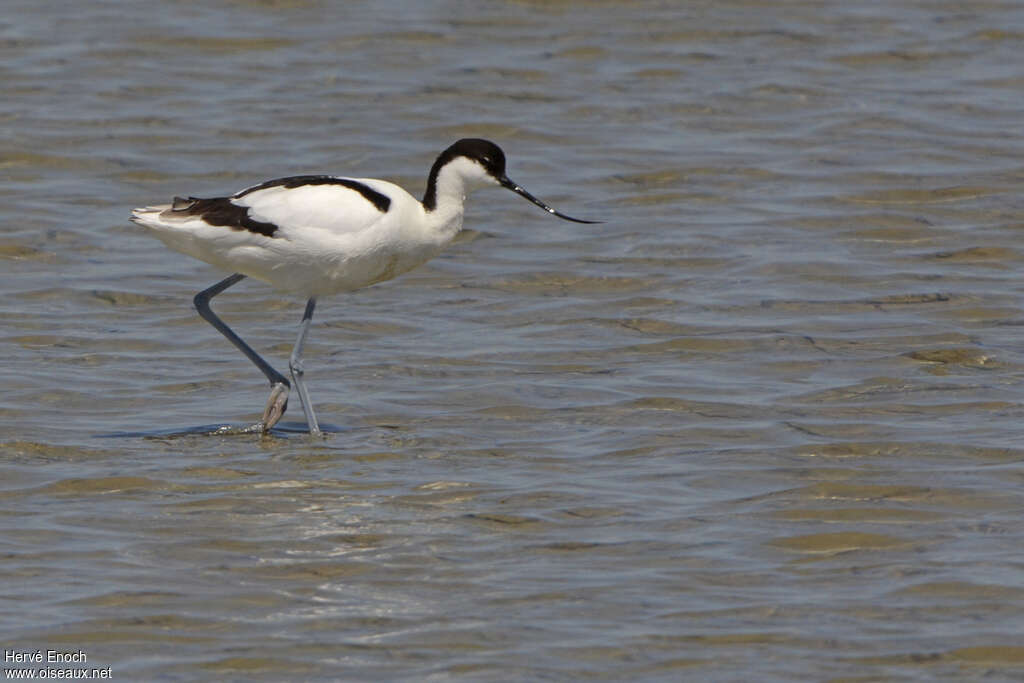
[499,176,601,224]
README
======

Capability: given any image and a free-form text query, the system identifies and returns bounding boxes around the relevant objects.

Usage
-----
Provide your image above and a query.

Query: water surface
[3,0,1024,680]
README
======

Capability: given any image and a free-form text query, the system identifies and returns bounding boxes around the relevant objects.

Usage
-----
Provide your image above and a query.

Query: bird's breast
[303,229,447,296]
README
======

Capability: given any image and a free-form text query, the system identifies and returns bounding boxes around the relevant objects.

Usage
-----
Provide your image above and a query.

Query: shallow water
[4,0,1024,680]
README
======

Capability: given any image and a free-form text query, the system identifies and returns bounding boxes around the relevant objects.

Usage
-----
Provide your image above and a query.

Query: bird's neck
[422,161,469,237]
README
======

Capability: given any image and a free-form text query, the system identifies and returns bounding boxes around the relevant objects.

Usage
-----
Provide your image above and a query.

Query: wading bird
[131,138,598,435]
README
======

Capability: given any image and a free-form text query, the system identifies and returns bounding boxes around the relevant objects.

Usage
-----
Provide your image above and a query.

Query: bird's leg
[289,297,322,436]
[194,274,291,432]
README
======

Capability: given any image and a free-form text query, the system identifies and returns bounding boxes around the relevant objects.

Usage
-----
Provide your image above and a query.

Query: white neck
[422,156,496,237]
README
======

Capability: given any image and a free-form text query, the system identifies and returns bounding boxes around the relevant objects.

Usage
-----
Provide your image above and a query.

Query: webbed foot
[260,381,290,433]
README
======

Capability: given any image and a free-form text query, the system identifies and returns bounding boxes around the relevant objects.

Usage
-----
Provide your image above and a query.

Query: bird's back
[131,176,449,297]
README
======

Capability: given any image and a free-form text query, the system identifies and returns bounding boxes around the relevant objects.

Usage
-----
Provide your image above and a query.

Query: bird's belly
[331,246,440,293]
[256,239,443,297]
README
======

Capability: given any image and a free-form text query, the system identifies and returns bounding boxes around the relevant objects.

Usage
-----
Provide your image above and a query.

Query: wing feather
[233,177,395,237]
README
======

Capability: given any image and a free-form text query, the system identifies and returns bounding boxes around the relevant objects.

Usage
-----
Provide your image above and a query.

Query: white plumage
[131,138,597,436]
[133,177,457,296]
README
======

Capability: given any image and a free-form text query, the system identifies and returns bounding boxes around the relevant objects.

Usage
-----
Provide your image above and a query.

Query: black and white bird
[131,138,598,436]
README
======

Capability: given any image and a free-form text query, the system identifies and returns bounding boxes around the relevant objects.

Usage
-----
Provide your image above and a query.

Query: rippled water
[4,0,1024,680]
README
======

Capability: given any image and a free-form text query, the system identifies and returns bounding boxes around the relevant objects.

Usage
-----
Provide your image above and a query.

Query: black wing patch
[166,196,279,237]
[235,176,392,213]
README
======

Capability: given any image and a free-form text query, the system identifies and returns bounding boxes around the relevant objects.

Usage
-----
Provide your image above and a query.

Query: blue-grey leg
[193,273,290,432]
[289,298,321,436]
